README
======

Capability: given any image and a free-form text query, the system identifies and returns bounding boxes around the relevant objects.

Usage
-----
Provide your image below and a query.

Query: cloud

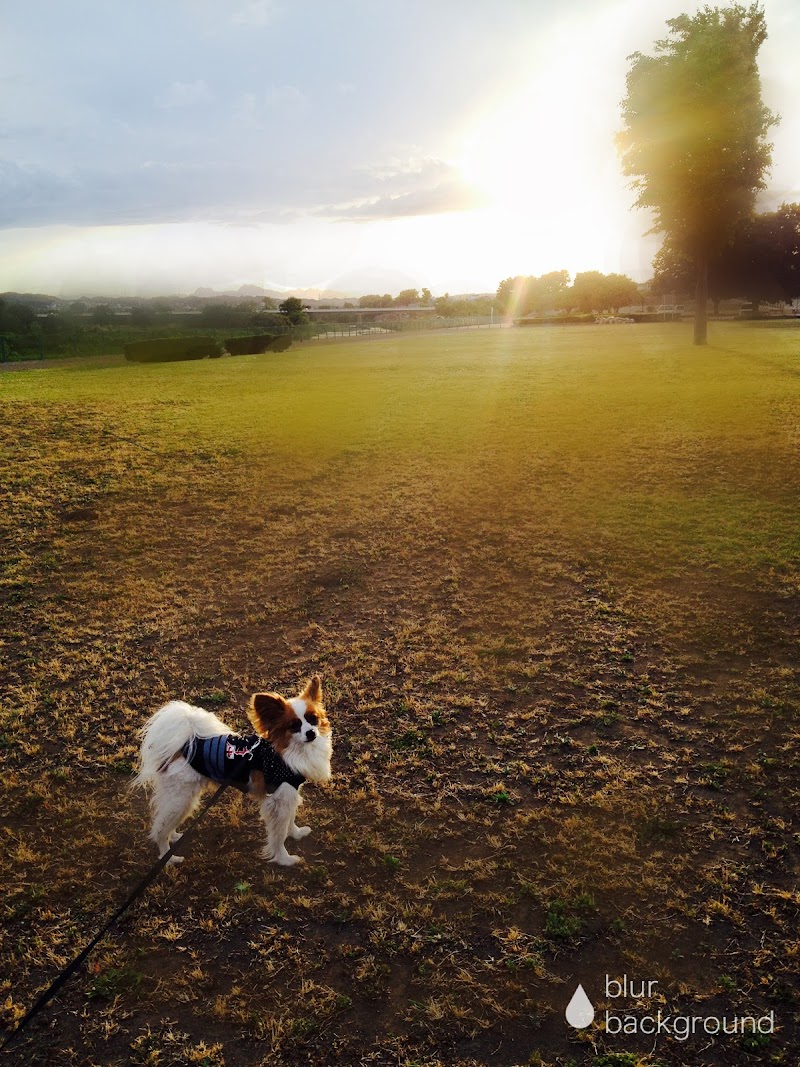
[322,181,487,222]
[361,155,453,186]
[230,0,279,27]
[232,86,307,130]
[0,145,485,230]
[156,79,214,109]
[317,157,487,221]
[264,84,307,109]
[0,158,247,228]
[0,162,77,227]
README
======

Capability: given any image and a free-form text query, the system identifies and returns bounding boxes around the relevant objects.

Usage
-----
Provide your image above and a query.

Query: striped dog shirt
[184,734,305,792]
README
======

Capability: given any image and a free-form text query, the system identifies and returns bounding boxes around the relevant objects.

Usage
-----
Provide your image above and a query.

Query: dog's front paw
[167,855,185,866]
[277,854,305,867]
[262,846,304,866]
[289,825,312,840]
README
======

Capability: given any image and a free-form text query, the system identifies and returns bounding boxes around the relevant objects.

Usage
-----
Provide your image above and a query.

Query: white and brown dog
[133,676,331,866]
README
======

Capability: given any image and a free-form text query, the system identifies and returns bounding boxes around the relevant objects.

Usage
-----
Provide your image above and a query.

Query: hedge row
[515,315,596,326]
[124,334,293,363]
[515,313,685,326]
[224,334,275,355]
[266,334,293,352]
[124,337,224,363]
[223,334,293,354]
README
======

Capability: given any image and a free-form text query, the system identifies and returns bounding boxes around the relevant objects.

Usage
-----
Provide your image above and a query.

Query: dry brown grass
[1,324,798,1066]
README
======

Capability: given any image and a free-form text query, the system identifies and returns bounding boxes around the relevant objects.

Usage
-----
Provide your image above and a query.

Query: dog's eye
[305,712,318,726]
[289,719,302,733]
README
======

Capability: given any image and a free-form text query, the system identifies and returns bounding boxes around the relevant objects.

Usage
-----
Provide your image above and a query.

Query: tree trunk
[694,253,709,345]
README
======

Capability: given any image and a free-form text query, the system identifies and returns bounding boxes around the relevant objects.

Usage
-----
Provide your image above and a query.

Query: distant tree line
[495,270,642,317]
[0,295,294,361]
[4,195,798,363]
[432,294,493,317]
[354,289,493,317]
[0,299,37,334]
[357,288,434,308]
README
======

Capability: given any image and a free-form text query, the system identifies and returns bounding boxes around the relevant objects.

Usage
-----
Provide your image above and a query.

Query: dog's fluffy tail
[131,701,233,791]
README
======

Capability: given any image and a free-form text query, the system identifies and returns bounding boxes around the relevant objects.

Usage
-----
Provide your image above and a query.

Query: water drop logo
[565,984,595,1028]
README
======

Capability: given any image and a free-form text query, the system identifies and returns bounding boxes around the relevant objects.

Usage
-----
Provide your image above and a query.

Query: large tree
[617,3,777,344]
[568,271,641,314]
[394,288,420,306]
[528,271,570,315]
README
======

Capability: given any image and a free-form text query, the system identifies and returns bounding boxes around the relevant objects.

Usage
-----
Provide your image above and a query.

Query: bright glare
[456,5,645,282]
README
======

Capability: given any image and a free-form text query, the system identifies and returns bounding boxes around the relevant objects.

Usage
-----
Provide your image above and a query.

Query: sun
[453,10,638,282]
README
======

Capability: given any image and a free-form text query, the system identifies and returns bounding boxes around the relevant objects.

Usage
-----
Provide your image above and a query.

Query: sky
[1,0,799,299]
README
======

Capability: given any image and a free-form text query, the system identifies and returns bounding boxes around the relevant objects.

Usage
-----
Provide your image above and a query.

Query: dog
[132,676,331,866]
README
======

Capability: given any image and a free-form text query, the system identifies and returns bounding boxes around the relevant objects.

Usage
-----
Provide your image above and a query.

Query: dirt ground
[1,328,798,1066]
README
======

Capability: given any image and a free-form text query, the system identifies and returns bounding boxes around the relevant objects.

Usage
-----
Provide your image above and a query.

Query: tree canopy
[571,272,641,315]
[496,273,570,316]
[654,203,800,310]
[278,296,309,325]
[0,298,36,333]
[617,3,778,343]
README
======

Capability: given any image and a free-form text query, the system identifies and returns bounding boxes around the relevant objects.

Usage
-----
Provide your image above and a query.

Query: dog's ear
[248,692,289,736]
[301,674,322,703]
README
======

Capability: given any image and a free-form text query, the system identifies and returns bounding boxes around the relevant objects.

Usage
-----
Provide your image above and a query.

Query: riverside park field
[1,322,799,1067]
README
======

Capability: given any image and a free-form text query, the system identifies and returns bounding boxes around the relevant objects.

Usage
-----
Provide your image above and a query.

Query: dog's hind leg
[149,775,204,863]
[260,784,303,865]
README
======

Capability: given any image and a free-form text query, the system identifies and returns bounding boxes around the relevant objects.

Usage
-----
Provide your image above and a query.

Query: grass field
[1,323,798,1066]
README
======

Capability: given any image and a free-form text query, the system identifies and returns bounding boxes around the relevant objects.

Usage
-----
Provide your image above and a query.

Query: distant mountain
[1,286,354,309]
[190,284,349,304]
[1,291,69,308]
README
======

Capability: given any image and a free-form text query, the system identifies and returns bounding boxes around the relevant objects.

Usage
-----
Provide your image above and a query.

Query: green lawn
[1,323,798,1066]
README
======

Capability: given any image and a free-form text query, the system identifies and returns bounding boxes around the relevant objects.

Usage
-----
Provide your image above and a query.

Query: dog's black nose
[305,729,316,742]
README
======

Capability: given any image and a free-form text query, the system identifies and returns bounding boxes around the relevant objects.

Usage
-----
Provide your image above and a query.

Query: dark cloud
[0,160,241,228]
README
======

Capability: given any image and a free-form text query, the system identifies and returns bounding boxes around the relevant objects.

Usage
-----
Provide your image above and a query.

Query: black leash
[1,781,232,1054]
